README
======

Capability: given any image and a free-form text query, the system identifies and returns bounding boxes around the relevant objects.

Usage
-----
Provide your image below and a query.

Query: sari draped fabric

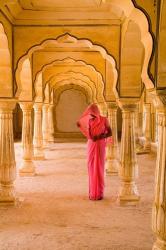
[78,104,109,200]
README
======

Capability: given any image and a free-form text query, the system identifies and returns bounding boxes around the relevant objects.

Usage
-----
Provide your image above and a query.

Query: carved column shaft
[138,99,144,137]
[135,107,140,142]
[48,105,54,142]
[152,106,166,250]
[154,112,159,143]
[19,102,35,176]
[0,100,17,205]
[42,104,49,147]
[119,103,140,204]
[105,103,120,175]
[143,103,151,150]
[138,112,144,137]
[33,103,45,160]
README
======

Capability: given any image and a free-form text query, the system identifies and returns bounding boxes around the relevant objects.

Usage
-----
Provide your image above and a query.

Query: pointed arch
[15,33,117,99]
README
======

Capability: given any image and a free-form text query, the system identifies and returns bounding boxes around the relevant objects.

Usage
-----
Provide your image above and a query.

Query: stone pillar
[135,106,144,154]
[105,102,120,175]
[48,104,54,143]
[154,111,158,143]
[19,102,35,176]
[138,98,144,138]
[151,111,156,143]
[33,103,45,160]
[135,107,140,143]
[118,103,140,205]
[152,94,166,250]
[143,103,151,151]
[138,111,144,137]
[0,100,17,205]
[42,104,49,147]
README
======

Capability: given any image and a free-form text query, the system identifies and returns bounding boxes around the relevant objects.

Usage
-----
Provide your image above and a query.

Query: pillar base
[136,137,150,154]
[118,182,140,205]
[136,144,150,154]
[19,160,36,176]
[33,148,45,160]
[0,197,18,206]
[33,155,45,161]
[0,184,17,206]
[48,136,54,143]
[143,141,151,152]
[43,141,49,148]
[136,148,150,154]
[153,238,166,250]
[106,159,119,175]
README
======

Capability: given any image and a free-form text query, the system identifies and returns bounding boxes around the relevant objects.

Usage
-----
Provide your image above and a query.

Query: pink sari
[78,104,110,200]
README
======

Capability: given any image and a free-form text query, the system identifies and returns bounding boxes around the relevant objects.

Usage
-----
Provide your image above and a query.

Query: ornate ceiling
[19,0,105,9]
[1,0,123,25]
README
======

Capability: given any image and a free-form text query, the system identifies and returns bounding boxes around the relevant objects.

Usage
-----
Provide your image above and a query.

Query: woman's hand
[92,135,98,141]
[76,121,80,127]
[92,134,105,141]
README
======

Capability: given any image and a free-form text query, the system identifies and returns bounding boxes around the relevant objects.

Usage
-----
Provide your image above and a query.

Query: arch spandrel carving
[120,21,144,98]
[43,83,50,104]
[0,23,13,98]
[34,72,43,103]
[157,0,166,89]
[17,58,33,101]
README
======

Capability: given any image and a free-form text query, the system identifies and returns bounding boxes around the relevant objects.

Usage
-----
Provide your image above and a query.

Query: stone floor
[0,142,156,250]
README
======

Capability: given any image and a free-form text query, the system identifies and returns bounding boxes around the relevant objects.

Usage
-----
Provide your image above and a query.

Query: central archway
[53,83,90,140]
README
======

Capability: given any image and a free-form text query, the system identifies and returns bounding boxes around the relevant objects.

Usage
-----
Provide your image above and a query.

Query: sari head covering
[78,104,101,138]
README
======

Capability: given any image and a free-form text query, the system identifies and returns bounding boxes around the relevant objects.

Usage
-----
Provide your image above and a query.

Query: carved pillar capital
[43,103,49,110]
[48,104,54,109]
[107,102,118,111]
[150,89,166,111]
[120,103,138,112]
[33,102,43,111]
[0,99,16,111]
[19,102,33,111]
[144,103,151,112]
[97,102,107,117]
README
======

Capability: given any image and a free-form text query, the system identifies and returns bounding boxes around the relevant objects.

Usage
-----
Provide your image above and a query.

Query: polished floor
[0,142,156,250]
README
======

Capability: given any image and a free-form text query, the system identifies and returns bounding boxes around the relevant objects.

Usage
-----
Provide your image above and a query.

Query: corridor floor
[0,142,156,250]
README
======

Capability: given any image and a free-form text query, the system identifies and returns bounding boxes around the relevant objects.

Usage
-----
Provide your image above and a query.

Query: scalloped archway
[44,71,102,102]
[48,77,98,103]
[35,57,105,100]
[53,83,92,105]
[15,33,118,99]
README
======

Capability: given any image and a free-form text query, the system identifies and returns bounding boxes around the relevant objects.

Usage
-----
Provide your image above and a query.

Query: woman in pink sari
[77,104,112,200]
